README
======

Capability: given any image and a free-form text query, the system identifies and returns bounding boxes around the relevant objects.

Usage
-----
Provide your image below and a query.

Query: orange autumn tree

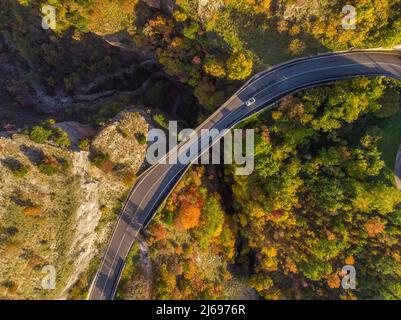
[174,203,201,231]
[364,217,386,237]
[173,185,204,231]
[151,223,167,241]
[23,205,43,217]
[137,167,236,300]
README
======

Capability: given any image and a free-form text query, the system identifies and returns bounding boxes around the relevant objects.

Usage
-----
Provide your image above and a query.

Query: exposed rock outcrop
[0,109,152,299]
[92,109,151,173]
[143,0,175,15]
[197,0,223,21]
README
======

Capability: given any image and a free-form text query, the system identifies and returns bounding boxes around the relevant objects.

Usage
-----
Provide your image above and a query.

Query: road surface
[89,50,401,300]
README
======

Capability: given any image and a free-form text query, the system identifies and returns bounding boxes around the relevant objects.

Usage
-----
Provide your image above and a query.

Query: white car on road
[246,97,256,107]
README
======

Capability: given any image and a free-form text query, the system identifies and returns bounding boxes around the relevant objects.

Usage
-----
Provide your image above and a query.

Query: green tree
[226,51,253,81]
[29,125,52,144]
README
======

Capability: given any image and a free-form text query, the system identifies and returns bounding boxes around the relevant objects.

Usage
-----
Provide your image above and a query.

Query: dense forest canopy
[1,0,401,300]
[226,78,401,299]
[2,0,400,111]
[115,78,401,300]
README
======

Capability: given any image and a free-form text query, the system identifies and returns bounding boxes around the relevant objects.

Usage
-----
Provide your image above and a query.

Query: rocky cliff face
[197,0,224,21]
[0,107,151,299]
[143,0,175,15]
[92,109,151,173]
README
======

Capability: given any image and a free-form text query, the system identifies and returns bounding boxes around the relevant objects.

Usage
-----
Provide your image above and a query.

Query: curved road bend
[89,50,401,300]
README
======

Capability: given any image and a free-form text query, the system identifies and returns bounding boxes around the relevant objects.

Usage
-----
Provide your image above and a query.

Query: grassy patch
[377,111,401,169]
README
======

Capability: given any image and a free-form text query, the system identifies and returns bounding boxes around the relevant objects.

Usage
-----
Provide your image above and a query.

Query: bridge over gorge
[89,50,401,300]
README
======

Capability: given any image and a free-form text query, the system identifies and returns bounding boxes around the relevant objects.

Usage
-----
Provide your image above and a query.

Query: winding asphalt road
[89,50,401,300]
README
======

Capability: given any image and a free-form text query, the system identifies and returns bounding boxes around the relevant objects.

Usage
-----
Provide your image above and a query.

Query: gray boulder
[142,0,174,15]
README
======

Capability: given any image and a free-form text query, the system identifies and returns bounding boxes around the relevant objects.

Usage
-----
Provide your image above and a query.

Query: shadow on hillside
[19,144,44,165]
[1,0,141,99]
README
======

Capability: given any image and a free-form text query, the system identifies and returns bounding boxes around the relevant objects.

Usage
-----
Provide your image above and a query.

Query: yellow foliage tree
[203,57,226,78]
[226,51,253,81]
